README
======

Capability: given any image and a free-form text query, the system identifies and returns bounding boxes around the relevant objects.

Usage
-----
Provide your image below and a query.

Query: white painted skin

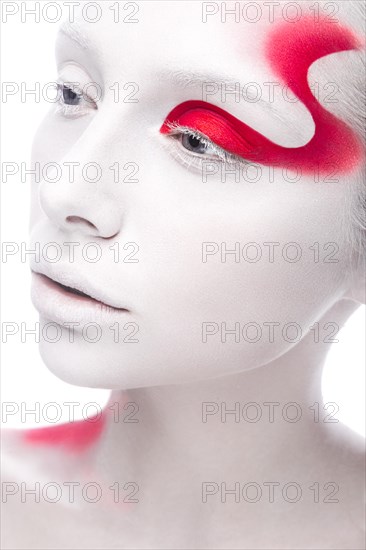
[2,2,365,549]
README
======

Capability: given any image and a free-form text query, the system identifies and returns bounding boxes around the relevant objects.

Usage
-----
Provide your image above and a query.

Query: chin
[35,319,293,390]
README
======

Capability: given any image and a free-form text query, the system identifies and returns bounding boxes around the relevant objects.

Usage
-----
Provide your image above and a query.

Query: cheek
[117,178,349,381]
[35,174,351,388]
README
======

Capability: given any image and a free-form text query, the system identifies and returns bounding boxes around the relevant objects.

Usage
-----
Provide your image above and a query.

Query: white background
[1,4,365,435]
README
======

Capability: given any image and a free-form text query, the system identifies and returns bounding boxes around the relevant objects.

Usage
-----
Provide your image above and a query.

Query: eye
[172,127,226,159]
[160,102,257,173]
[55,82,98,118]
[181,133,209,154]
[160,101,258,166]
[61,85,81,106]
[169,125,243,163]
[160,124,249,175]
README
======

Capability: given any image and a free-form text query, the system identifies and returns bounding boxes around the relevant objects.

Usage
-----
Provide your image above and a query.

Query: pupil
[188,135,201,149]
[63,86,79,105]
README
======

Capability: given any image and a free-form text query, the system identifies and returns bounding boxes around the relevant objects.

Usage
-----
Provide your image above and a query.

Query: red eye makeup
[160,14,364,176]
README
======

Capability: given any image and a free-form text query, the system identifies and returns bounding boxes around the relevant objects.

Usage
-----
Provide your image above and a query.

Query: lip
[31,270,129,326]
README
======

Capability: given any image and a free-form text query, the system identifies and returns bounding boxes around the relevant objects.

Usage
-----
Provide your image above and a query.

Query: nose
[66,215,98,233]
[38,154,122,240]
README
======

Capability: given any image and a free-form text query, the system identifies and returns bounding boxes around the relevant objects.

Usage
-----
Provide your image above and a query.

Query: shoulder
[1,413,107,479]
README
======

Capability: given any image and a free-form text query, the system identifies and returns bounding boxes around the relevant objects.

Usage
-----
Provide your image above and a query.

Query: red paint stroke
[160,15,364,174]
[23,413,106,453]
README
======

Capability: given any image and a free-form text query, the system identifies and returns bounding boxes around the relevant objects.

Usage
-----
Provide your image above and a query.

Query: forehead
[59,2,271,77]
[59,1,361,76]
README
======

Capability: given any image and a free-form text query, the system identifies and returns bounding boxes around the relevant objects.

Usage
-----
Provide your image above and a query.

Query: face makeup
[27,1,364,391]
[23,412,106,452]
[161,15,364,175]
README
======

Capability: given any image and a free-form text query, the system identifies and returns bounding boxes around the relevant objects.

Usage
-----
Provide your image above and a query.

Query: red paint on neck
[23,414,106,453]
[161,15,364,175]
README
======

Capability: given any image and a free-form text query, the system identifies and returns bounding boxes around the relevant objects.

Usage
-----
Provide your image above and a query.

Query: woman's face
[30,2,363,389]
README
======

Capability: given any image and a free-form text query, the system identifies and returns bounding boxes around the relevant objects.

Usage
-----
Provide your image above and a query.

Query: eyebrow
[157,68,309,136]
[58,21,90,49]
[158,68,269,103]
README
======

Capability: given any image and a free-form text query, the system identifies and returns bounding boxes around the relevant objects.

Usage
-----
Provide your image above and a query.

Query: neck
[94,299,359,503]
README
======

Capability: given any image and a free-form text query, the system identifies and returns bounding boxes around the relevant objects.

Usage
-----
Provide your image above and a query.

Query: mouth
[56,280,94,300]
[31,271,128,312]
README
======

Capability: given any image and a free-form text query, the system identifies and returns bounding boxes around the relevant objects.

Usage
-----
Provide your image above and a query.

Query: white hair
[314,1,366,263]
[341,0,365,265]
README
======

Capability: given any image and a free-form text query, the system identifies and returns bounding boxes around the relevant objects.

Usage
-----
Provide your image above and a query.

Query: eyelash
[55,82,97,118]
[166,123,249,170]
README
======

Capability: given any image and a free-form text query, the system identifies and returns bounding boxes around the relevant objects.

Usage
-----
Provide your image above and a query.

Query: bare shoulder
[1,423,136,550]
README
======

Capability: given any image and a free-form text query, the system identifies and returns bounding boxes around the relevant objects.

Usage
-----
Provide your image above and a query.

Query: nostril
[66,215,97,230]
